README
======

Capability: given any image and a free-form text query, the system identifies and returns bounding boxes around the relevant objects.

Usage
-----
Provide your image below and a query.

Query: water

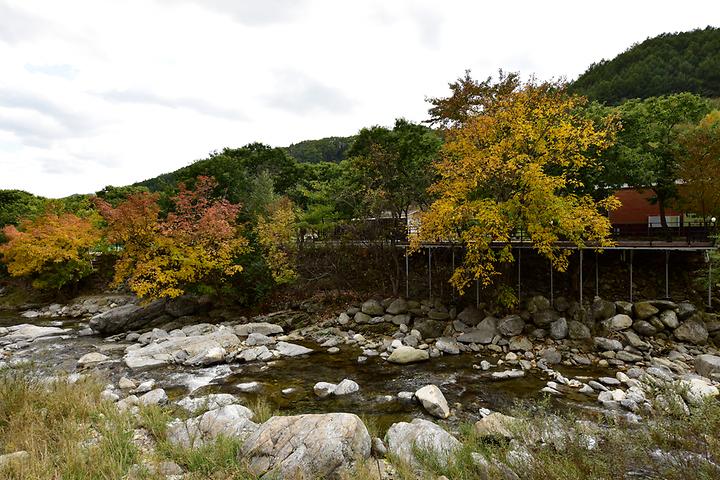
[0,310,611,433]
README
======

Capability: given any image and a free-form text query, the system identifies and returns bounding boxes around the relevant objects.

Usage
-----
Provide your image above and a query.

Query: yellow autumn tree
[413,77,620,304]
[256,197,298,284]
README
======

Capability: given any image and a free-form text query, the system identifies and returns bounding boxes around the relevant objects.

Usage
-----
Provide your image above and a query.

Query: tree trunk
[657,194,672,241]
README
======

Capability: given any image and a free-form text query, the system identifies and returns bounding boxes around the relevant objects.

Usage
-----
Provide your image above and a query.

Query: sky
[0,0,718,198]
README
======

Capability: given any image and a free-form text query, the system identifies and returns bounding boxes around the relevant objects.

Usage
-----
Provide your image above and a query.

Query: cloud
[162,0,307,25]
[264,70,355,115]
[100,88,246,120]
[24,63,79,79]
[408,5,444,48]
[0,2,47,44]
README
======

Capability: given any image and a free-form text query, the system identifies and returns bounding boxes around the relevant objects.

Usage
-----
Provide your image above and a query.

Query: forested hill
[283,136,354,164]
[571,26,720,104]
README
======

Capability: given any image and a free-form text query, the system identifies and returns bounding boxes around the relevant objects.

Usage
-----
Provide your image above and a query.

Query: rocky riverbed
[1,292,720,478]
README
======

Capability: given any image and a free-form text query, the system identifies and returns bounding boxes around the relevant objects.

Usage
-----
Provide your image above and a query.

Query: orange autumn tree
[0,212,102,290]
[96,176,248,299]
[414,75,620,305]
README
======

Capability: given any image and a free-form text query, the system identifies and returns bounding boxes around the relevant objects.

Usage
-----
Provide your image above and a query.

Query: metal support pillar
[709,258,713,308]
[404,246,409,299]
[665,251,670,299]
[451,248,456,302]
[550,260,554,307]
[579,249,583,306]
[595,251,599,298]
[517,248,522,302]
[428,247,432,301]
[630,250,634,303]
[476,279,479,309]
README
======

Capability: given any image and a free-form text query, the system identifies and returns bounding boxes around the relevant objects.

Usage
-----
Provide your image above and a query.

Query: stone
[474,412,523,440]
[527,295,551,313]
[138,388,168,406]
[414,384,450,419]
[387,346,429,364]
[594,337,622,351]
[677,302,697,320]
[3,324,67,342]
[168,404,257,448]
[549,317,568,340]
[334,379,360,396]
[568,321,591,339]
[496,315,525,337]
[133,379,156,394]
[119,377,137,390]
[674,320,708,345]
[413,319,446,338]
[457,306,483,326]
[659,310,680,329]
[681,378,720,406]
[77,352,109,366]
[354,312,371,324]
[633,302,659,320]
[532,309,558,327]
[235,322,284,337]
[623,330,650,350]
[245,333,275,346]
[614,301,633,316]
[592,298,616,321]
[435,337,460,355]
[428,309,450,321]
[275,341,313,357]
[237,382,262,393]
[89,300,166,334]
[314,382,337,398]
[361,299,384,316]
[241,413,370,479]
[492,370,525,380]
[603,314,633,331]
[237,346,271,362]
[386,298,408,315]
[616,351,642,362]
[540,348,562,364]
[185,346,226,366]
[695,354,720,379]
[632,320,657,337]
[385,418,460,467]
[177,394,239,413]
[337,312,350,325]
[508,336,533,352]
[391,314,411,326]
[457,317,497,344]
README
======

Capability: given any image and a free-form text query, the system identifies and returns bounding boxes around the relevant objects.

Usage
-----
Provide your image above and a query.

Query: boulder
[603,314,633,331]
[386,298,408,315]
[695,354,720,379]
[474,412,524,440]
[677,302,697,320]
[138,388,168,406]
[497,315,525,337]
[659,310,679,329]
[89,300,166,334]
[414,385,450,419]
[632,320,657,337]
[435,337,460,355]
[680,378,719,406]
[508,336,533,352]
[413,319,446,339]
[275,341,313,357]
[353,312,371,324]
[594,337,622,352]
[532,309,558,327]
[526,295,551,313]
[234,322,283,337]
[168,404,257,448]
[457,307,483,326]
[245,332,275,346]
[387,346,429,364]
[549,317,568,340]
[614,301,633,316]
[3,324,67,342]
[540,348,562,364]
[241,413,370,479]
[568,321,591,340]
[177,394,239,413]
[457,317,497,344]
[333,379,360,396]
[385,418,460,467]
[623,330,650,350]
[77,352,109,366]
[361,299,384,316]
[592,298,616,321]
[633,302,659,320]
[674,320,708,345]
[236,346,271,362]
[165,295,203,317]
[314,382,337,398]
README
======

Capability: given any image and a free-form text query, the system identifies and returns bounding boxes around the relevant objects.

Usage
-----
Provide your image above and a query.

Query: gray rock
[177,394,239,413]
[457,307,483,326]
[568,321,591,339]
[236,346,271,362]
[603,314,633,331]
[138,388,168,406]
[695,354,720,379]
[435,337,460,355]
[387,346,429,364]
[632,320,657,337]
[594,337,622,351]
[237,382,262,393]
[677,302,697,320]
[614,301,634,316]
[508,336,533,352]
[474,412,524,440]
[361,299,384,316]
[633,302,659,320]
[623,330,650,350]
[354,312,371,324]
[334,379,360,396]
[549,318,568,340]
[385,418,460,467]
[428,309,450,321]
[275,341,313,357]
[497,315,525,337]
[77,352,109,366]
[314,382,337,398]
[3,324,67,342]
[241,413,370,479]
[457,317,497,344]
[532,309,558,327]
[245,332,275,346]
[168,404,257,448]
[674,320,708,345]
[391,314,411,325]
[413,319,446,338]
[386,298,408,315]
[659,310,679,329]
[592,298,616,321]
[526,295,551,313]
[89,300,166,334]
[234,322,284,337]
[540,348,562,364]
[414,384,450,419]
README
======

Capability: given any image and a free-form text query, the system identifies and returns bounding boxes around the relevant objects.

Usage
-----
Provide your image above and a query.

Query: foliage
[677,110,720,220]
[413,75,620,303]
[256,197,298,284]
[285,136,354,164]
[571,26,720,104]
[614,93,710,230]
[0,190,46,229]
[0,211,101,290]
[94,184,150,207]
[97,176,248,299]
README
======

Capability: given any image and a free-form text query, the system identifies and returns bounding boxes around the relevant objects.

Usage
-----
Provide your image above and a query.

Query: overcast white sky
[0,0,718,197]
